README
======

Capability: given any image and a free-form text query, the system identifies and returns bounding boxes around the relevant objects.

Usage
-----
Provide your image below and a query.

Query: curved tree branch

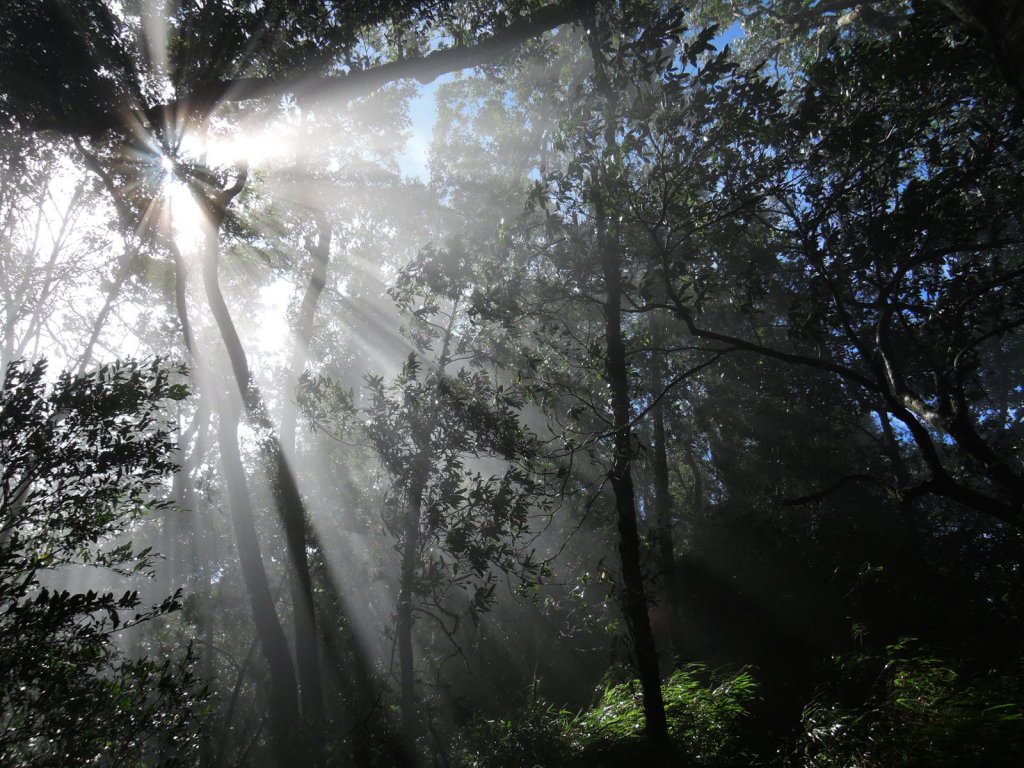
[27,1,593,137]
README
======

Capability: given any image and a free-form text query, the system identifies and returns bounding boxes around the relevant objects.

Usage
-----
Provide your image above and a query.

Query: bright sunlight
[3,3,1022,768]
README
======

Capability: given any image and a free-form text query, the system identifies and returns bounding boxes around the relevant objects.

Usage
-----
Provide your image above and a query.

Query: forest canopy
[1,1,1022,766]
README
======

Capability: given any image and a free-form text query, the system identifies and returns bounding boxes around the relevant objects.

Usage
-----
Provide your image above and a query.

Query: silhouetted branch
[33,2,593,137]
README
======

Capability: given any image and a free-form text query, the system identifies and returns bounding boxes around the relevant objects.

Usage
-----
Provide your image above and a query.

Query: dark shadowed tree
[0,358,204,767]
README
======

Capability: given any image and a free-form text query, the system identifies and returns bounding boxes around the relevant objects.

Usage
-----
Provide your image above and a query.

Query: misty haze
[1,1,1022,767]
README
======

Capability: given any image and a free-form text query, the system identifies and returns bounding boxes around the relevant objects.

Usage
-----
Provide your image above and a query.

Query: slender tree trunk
[184,225,301,757]
[394,309,457,763]
[80,137,326,753]
[649,327,682,658]
[215,386,299,759]
[588,7,669,746]
[168,247,220,766]
[173,403,217,768]
[683,435,703,518]
[196,182,379,762]
[76,253,134,375]
[597,209,670,746]
[200,216,325,726]
[277,207,382,753]
[281,210,331,450]
[397,470,425,756]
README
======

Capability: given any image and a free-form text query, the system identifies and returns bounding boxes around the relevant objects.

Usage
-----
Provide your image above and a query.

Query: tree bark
[188,219,302,757]
[78,120,327,754]
[166,269,217,766]
[215,386,299,759]
[397,468,425,758]
[598,204,670,746]
[199,218,325,725]
[281,209,331,451]
[649,327,682,658]
[394,308,457,762]
[588,8,669,746]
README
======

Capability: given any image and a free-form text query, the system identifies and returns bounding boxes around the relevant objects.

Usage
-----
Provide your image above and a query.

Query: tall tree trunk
[199,220,325,725]
[215,386,299,759]
[588,8,669,746]
[649,325,682,658]
[597,202,670,746]
[275,208,386,759]
[395,308,457,763]
[168,245,219,767]
[196,176,383,761]
[80,137,326,753]
[172,399,217,768]
[281,209,331,450]
[179,225,301,758]
[397,469,425,758]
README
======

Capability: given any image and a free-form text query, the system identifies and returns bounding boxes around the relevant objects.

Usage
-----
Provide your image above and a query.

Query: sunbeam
[5,2,1022,767]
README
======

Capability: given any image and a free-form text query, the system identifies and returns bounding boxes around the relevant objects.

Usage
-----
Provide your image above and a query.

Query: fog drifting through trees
[1,2,1023,767]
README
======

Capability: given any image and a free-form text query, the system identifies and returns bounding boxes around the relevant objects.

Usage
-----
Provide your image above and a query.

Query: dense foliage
[458,665,759,767]
[0,1,1021,766]
[0,360,203,767]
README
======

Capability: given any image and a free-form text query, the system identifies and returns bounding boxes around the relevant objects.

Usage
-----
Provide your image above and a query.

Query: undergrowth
[456,664,759,767]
